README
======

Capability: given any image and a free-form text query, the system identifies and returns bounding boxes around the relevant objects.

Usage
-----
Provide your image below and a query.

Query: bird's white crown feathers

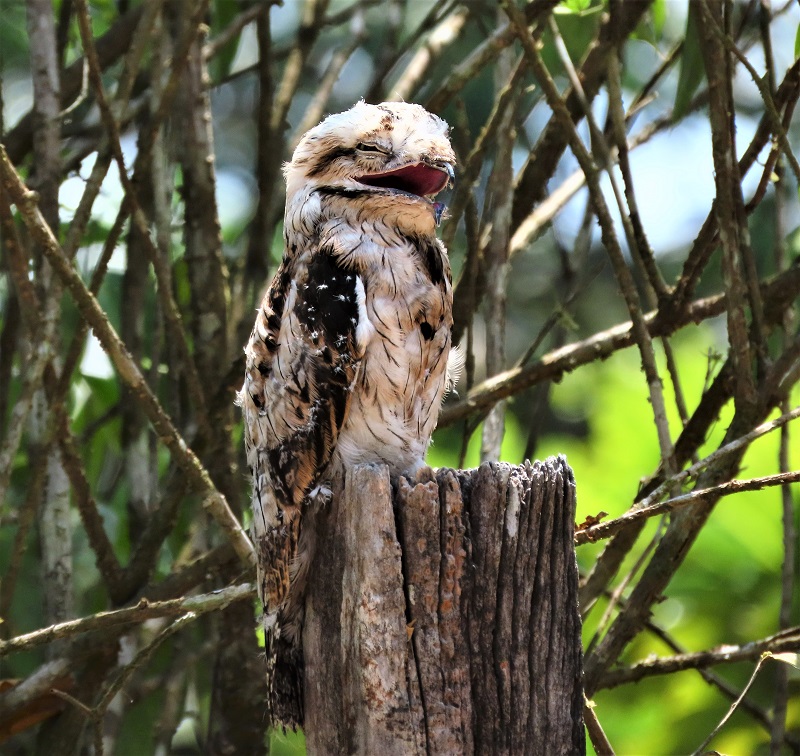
[284,101,455,205]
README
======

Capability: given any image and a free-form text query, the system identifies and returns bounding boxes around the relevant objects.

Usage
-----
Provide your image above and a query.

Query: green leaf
[651,0,666,37]
[268,728,306,756]
[794,21,800,60]
[554,0,596,16]
[633,0,666,46]
[674,5,706,120]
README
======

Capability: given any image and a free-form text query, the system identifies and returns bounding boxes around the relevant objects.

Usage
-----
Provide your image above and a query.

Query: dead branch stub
[304,457,584,755]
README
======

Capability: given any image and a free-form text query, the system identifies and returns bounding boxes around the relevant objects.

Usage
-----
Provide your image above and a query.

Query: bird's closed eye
[355,142,389,155]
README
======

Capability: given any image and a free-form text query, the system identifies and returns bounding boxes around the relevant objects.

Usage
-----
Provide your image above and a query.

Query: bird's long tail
[265,614,304,729]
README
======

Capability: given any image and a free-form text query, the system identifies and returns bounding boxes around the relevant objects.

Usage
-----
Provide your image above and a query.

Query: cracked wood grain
[303,459,584,755]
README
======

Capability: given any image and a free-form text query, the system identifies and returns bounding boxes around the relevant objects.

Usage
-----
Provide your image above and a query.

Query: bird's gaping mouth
[356,162,454,198]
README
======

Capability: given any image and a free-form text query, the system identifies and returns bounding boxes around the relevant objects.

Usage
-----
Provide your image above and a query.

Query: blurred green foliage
[430,325,800,754]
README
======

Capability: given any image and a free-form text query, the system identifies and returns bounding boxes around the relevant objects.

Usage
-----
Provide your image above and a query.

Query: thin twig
[426,0,560,112]
[709,13,800,186]
[202,2,268,62]
[668,53,800,314]
[692,653,774,755]
[61,0,162,261]
[576,468,800,545]
[509,0,652,232]
[538,9,675,476]
[584,698,615,755]
[0,146,256,571]
[643,619,800,752]
[769,26,796,745]
[90,613,199,755]
[440,264,800,428]
[478,41,519,464]
[508,5,676,479]
[696,0,762,404]
[387,5,467,102]
[0,583,256,658]
[73,0,212,435]
[584,517,666,647]
[289,11,367,150]
[50,392,124,594]
[597,629,800,690]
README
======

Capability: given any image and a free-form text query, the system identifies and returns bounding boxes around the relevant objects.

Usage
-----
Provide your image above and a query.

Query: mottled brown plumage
[239,101,458,725]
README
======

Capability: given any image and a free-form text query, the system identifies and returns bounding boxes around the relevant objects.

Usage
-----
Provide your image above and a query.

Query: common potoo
[239,101,457,725]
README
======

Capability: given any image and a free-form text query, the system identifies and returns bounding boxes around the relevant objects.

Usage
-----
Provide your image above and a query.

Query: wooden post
[303,457,584,755]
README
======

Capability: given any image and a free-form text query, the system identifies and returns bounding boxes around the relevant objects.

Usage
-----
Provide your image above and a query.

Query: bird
[239,100,458,726]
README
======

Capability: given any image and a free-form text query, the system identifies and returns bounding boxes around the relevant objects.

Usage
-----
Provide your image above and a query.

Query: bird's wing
[241,248,361,613]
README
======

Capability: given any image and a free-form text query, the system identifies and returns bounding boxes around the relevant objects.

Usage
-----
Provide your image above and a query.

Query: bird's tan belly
[334,300,450,472]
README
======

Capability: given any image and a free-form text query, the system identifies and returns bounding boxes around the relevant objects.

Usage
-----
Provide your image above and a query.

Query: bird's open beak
[435,161,455,189]
[356,161,454,198]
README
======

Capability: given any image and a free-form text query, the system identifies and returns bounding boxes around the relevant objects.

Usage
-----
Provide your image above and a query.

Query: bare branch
[696,0,761,408]
[598,630,800,690]
[388,6,468,103]
[4,5,145,164]
[73,0,212,433]
[0,583,256,658]
[577,468,800,546]
[0,145,256,571]
[440,263,800,428]
[584,698,615,756]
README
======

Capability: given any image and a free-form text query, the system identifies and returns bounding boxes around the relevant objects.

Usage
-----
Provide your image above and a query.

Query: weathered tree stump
[303,457,584,755]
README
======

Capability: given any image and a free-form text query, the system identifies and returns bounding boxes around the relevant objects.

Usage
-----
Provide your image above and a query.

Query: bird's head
[285,101,455,219]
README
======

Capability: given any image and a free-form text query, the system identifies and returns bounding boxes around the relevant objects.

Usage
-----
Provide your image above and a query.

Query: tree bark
[304,457,584,755]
